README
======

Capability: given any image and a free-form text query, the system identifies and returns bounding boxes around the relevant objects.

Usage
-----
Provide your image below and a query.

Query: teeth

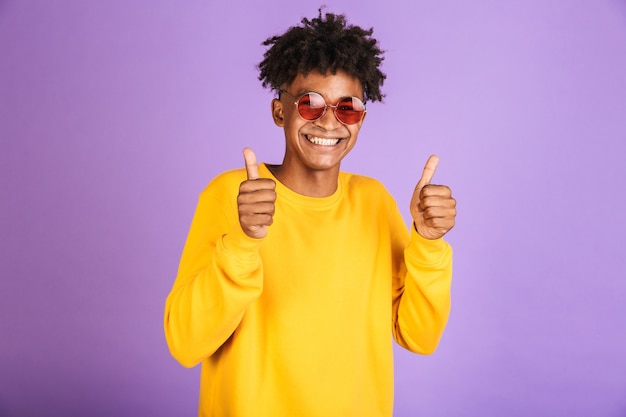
[307,136,341,146]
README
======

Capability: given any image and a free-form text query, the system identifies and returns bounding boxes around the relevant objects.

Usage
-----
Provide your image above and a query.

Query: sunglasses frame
[279,90,366,125]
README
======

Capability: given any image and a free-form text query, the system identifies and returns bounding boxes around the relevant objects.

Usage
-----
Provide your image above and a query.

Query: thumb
[416,155,439,189]
[243,147,259,180]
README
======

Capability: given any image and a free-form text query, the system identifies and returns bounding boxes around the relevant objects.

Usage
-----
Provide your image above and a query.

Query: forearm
[164,228,264,367]
[393,228,452,354]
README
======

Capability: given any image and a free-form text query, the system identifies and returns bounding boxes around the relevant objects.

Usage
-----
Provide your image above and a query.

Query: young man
[164,11,456,417]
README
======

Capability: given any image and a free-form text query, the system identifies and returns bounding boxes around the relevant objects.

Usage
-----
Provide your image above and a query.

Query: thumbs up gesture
[237,148,277,239]
[410,155,456,240]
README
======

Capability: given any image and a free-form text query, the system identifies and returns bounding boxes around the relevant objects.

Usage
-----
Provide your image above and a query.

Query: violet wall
[1,1,625,416]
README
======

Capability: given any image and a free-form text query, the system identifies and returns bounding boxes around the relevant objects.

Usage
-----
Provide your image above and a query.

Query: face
[271,70,366,178]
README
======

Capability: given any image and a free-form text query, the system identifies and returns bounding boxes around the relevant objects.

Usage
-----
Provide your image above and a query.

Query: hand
[237,148,277,239]
[409,155,456,240]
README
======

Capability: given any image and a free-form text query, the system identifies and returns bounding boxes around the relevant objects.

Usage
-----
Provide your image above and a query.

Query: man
[164,10,456,417]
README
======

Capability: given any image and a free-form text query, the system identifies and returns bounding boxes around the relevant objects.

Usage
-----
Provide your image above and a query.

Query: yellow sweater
[164,164,452,417]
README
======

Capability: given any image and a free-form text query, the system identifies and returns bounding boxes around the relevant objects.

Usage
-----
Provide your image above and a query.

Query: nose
[314,105,343,130]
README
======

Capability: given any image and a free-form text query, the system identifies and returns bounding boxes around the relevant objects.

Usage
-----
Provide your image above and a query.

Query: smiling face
[271,70,366,194]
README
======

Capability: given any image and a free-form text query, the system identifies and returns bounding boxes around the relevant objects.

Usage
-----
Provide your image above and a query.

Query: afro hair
[258,10,386,102]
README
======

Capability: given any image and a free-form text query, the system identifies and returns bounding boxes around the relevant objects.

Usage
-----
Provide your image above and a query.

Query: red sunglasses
[280,90,366,125]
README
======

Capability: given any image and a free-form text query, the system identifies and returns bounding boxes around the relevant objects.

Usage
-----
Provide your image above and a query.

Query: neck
[268,164,340,198]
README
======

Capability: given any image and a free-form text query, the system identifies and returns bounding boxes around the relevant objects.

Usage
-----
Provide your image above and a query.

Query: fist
[237,148,277,239]
[410,155,456,240]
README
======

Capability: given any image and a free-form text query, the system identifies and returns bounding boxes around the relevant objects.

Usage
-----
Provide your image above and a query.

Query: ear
[271,98,285,127]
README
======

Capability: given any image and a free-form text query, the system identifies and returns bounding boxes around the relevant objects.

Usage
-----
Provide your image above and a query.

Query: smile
[305,135,343,146]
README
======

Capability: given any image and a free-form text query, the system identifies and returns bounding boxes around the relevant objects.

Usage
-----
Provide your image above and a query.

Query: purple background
[1,1,626,416]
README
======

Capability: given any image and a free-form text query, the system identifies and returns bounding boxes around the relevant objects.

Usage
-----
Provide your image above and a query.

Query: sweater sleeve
[392,222,453,355]
[164,182,264,368]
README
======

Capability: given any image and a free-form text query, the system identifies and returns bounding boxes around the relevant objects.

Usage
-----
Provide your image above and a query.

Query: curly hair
[257,10,386,102]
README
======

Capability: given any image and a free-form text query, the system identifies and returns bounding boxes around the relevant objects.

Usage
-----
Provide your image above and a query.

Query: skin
[238,148,277,239]
[269,70,366,197]
[410,155,457,240]
[238,70,456,240]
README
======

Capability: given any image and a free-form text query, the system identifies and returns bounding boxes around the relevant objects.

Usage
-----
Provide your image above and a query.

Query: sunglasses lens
[297,93,326,120]
[335,97,365,125]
